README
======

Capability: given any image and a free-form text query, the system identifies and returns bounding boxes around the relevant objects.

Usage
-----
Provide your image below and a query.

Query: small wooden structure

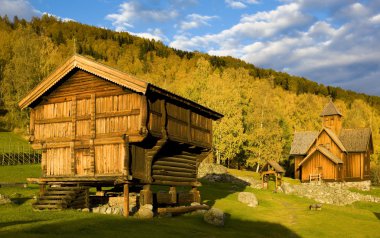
[19,54,223,215]
[260,160,285,190]
[290,100,373,182]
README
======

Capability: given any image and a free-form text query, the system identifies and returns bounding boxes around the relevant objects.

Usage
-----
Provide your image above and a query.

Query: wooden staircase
[33,185,89,210]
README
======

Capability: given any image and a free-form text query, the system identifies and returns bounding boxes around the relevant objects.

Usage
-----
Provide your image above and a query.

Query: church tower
[320,100,343,135]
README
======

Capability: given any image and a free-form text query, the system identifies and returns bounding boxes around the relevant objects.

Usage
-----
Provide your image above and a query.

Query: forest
[0,15,379,172]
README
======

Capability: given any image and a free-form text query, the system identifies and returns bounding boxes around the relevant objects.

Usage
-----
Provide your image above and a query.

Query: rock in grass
[204,208,225,226]
[0,194,11,205]
[238,192,258,207]
[134,204,154,219]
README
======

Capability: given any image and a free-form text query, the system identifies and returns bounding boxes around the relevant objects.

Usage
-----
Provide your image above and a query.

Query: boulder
[134,204,154,219]
[281,182,295,194]
[237,192,258,207]
[204,208,225,226]
[198,162,227,178]
[0,194,11,205]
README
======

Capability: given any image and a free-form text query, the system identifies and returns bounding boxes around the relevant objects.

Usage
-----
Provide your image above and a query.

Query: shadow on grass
[11,197,32,205]
[0,219,45,229]
[374,212,380,220]
[0,215,301,238]
[199,173,250,207]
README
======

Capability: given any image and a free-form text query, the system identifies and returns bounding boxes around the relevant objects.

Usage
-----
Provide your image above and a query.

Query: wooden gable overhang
[299,146,343,167]
[317,127,347,153]
[18,54,223,120]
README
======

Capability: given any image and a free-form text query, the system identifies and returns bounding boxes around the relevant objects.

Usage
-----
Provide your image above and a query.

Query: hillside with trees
[0,15,379,172]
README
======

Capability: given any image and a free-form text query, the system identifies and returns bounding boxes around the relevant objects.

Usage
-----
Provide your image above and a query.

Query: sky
[1,0,380,96]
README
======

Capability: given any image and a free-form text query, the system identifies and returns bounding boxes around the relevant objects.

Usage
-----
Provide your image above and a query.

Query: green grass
[0,132,31,153]
[0,167,380,238]
[349,186,380,197]
[0,164,41,183]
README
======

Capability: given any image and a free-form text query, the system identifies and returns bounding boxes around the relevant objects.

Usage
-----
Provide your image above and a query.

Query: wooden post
[191,187,200,204]
[70,141,76,175]
[123,184,129,217]
[29,109,35,142]
[139,96,148,136]
[169,186,177,204]
[123,135,129,176]
[39,183,46,197]
[275,174,278,190]
[140,184,153,206]
[161,99,167,137]
[187,109,191,142]
[90,94,96,139]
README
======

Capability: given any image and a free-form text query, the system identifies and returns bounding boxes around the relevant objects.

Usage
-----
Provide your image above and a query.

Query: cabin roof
[260,160,285,173]
[18,54,223,120]
[299,146,343,167]
[290,131,318,155]
[339,128,373,152]
[320,100,343,117]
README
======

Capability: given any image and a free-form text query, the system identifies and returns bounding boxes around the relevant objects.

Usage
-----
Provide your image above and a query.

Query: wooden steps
[33,185,89,211]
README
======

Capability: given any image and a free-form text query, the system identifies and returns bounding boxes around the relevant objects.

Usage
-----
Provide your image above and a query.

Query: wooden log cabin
[290,100,373,182]
[19,54,223,214]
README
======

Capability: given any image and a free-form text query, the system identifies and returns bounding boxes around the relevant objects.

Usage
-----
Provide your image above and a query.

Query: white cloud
[106,1,178,31]
[0,0,41,19]
[170,0,380,95]
[170,3,312,51]
[179,14,217,31]
[225,0,259,9]
[370,14,380,23]
[42,12,75,22]
[128,28,168,42]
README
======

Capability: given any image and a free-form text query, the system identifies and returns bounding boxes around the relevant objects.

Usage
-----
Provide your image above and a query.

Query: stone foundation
[325,180,371,191]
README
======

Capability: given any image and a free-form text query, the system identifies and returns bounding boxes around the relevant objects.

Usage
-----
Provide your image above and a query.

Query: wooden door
[75,149,93,176]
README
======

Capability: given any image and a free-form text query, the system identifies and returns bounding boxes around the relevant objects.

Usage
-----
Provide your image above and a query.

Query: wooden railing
[0,146,41,166]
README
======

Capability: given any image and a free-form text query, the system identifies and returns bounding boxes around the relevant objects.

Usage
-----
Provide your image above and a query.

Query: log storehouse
[19,54,223,215]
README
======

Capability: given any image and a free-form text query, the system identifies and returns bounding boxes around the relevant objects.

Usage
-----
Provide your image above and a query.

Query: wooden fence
[0,146,41,166]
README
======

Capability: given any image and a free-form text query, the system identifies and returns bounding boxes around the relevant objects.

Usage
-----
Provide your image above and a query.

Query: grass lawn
[0,166,379,238]
[0,132,31,153]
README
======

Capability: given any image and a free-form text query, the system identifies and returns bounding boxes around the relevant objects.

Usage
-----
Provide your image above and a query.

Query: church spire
[321,99,343,135]
[320,99,343,117]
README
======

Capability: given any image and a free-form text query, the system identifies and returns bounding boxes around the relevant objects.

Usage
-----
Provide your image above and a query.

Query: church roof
[320,100,343,117]
[290,131,318,155]
[339,128,373,152]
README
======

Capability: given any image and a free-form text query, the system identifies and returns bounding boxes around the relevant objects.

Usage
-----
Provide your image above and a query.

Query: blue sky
[1,0,380,96]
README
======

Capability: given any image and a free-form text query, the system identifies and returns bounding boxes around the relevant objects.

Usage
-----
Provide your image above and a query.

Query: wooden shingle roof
[18,54,223,120]
[260,160,285,173]
[320,100,343,117]
[299,146,343,167]
[339,128,373,152]
[290,131,318,155]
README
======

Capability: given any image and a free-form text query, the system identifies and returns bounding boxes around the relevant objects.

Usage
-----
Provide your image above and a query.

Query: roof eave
[19,54,149,109]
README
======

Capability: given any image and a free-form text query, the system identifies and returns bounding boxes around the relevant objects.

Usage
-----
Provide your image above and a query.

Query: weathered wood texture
[315,131,345,161]
[33,70,140,177]
[148,98,212,147]
[30,69,216,184]
[301,151,338,181]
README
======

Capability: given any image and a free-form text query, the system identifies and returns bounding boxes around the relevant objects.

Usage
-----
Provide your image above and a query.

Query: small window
[325,143,331,150]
